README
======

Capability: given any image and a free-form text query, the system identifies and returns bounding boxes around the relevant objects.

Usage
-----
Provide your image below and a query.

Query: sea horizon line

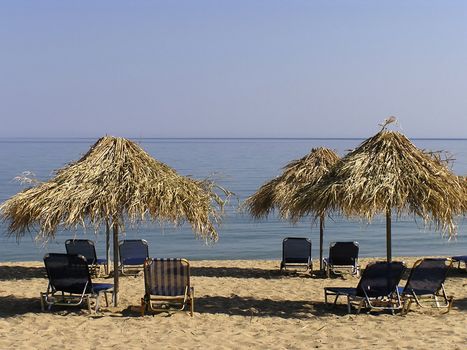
[0,136,466,142]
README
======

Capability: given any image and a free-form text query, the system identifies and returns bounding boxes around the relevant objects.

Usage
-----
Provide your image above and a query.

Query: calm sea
[0,138,466,262]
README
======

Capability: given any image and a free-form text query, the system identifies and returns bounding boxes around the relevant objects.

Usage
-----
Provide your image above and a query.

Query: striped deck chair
[398,258,454,314]
[141,258,194,316]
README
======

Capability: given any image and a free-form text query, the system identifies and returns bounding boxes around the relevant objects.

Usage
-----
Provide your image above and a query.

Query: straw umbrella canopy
[0,136,227,306]
[290,127,465,262]
[245,148,340,270]
[460,176,467,212]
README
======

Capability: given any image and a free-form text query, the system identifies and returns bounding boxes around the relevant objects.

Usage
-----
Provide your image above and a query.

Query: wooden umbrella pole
[105,220,111,275]
[319,214,324,271]
[112,221,119,306]
[386,208,392,262]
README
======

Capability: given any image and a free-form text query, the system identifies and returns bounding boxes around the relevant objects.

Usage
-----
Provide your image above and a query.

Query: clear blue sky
[1,0,466,138]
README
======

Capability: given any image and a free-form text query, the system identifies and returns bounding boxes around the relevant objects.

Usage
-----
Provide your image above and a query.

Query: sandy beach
[0,257,465,350]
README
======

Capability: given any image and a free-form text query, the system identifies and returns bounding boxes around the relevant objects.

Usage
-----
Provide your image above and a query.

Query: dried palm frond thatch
[245,148,340,270]
[0,136,229,305]
[460,175,467,212]
[246,147,339,220]
[289,129,465,261]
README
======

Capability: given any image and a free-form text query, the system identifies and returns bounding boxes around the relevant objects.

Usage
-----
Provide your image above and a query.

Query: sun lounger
[141,258,194,316]
[41,253,113,312]
[119,239,149,275]
[451,255,467,271]
[280,237,312,273]
[65,239,107,277]
[324,261,406,314]
[398,258,453,314]
[323,241,360,278]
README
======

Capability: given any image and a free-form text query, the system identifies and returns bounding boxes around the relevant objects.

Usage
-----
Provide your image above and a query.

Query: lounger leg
[40,293,45,312]
[95,295,100,312]
[354,266,360,278]
[104,291,109,307]
[190,288,194,317]
[141,298,146,316]
[402,298,411,315]
[356,299,365,314]
[433,295,440,308]
[401,299,407,315]
[446,296,454,313]
[407,299,413,313]
[83,296,90,313]
[347,296,352,314]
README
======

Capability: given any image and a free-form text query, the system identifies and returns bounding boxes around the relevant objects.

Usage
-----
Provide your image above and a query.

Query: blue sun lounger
[65,239,107,276]
[324,261,406,314]
[280,237,312,273]
[119,239,149,275]
[323,241,360,278]
[41,253,113,312]
[398,258,453,314]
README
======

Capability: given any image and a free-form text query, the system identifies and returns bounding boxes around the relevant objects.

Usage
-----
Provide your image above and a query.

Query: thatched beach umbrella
[245,148,340,270]
[0,136,227,306]
[290,125,465,262]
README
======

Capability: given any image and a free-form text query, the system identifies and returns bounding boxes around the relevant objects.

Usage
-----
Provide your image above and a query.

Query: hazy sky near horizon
[1,1,466,138]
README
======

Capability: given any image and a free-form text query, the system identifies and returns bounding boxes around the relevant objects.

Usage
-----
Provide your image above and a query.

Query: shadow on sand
[119,296,348,319]
[447,267,467,279]
[5,293,460,318]
[194,295,341,318]
[190,266,315,279]
[451,296,467,312]
[0,295,42,317]
[0,265,46,281]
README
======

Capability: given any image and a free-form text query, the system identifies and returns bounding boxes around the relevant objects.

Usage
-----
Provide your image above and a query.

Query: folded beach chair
[451,255,467,271]
[280,237,312,273]
[41,253,113,312]
[324,261,406,314]
[323,241,360,278]
[398,258,453,314]
[65,239,107,277]
[141,258,194,316]
[119,239,149,275]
